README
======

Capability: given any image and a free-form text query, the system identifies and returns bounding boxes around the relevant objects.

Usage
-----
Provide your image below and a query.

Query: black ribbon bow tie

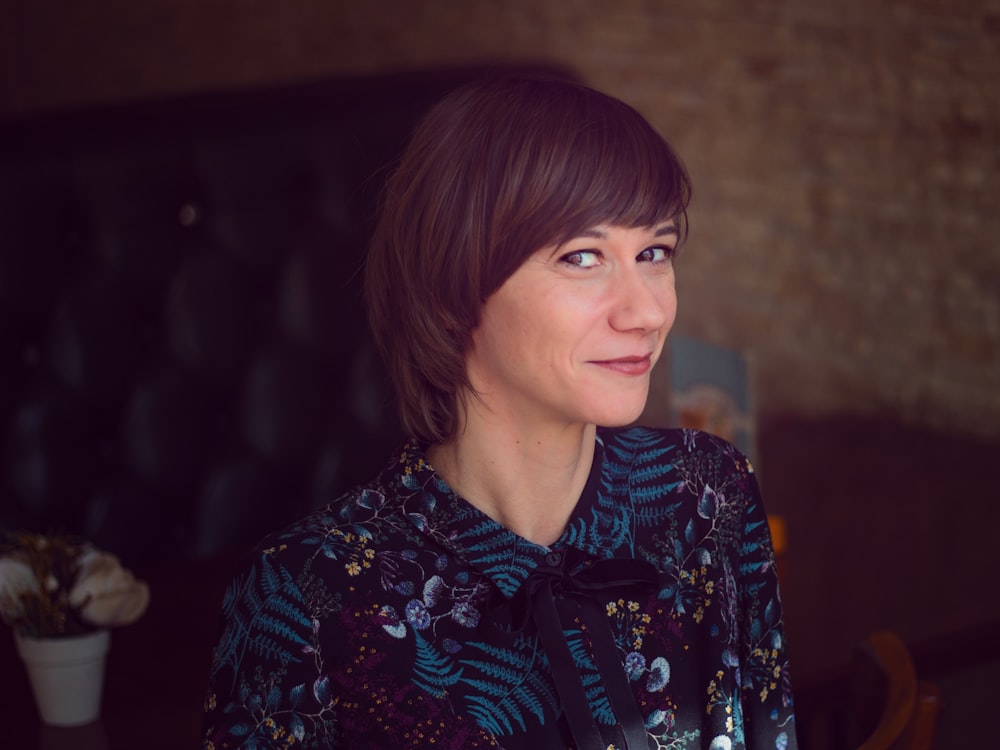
[491,551,661,750]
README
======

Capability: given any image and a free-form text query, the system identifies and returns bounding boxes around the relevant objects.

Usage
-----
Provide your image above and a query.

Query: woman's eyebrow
[654,225,679,239]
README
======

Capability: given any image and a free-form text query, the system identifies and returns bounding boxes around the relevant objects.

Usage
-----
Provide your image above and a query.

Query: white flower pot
[15,629,110,727]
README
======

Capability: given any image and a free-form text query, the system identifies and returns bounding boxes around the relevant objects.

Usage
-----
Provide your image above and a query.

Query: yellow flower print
[346,562,362,576]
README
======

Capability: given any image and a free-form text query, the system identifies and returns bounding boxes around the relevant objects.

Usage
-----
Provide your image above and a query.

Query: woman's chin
[592,400,650,428]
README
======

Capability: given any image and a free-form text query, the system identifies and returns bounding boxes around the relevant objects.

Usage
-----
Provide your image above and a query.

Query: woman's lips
[590,354,653,376]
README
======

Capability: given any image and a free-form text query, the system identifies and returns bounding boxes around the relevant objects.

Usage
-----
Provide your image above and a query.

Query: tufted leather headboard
[0,65,573,568]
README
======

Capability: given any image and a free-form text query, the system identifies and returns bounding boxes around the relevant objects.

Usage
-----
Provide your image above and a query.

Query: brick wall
[2,0,998,439]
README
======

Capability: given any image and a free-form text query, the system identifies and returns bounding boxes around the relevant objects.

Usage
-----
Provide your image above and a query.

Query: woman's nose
[608,271,673,333]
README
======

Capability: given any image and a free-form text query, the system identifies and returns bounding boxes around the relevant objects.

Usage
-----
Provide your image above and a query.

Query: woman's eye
[638,246,675,263]
[560,250,601,268]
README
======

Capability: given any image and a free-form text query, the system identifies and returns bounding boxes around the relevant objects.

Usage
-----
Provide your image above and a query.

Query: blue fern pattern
[459,637,557,735]
[211,556,313,688]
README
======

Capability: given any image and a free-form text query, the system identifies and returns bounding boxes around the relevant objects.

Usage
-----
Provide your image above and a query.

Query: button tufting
[0,69,544,569]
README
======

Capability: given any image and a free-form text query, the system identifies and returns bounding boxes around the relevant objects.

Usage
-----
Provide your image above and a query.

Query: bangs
[485,79,691,294]
[553,112,691,244]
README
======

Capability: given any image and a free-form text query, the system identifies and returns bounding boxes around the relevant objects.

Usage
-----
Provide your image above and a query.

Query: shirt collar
[392,432,612,598]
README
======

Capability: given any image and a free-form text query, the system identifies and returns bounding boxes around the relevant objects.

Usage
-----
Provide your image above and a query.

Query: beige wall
[3,0,998,439]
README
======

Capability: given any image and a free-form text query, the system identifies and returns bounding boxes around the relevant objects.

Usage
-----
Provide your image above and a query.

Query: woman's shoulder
[228,471,399,572]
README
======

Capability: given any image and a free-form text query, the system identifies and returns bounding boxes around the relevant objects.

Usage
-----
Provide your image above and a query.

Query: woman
[203,75,797,749]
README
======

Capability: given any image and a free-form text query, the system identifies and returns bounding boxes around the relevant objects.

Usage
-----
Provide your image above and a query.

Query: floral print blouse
[202,426,797,749]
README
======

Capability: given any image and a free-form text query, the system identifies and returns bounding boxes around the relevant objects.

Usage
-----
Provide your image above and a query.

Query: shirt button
[545,551,563,567]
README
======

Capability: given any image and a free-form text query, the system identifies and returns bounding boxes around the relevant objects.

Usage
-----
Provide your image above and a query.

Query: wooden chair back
[854,630,942,750]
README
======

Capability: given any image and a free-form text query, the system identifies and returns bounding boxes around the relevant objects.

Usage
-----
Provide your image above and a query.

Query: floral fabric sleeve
[735,459,796,748]
[202,544,342,749]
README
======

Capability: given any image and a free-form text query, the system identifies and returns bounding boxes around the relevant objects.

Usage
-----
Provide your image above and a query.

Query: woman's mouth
[590,354,653,376]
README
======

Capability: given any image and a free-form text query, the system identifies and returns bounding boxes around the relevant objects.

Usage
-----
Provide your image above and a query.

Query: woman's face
[465,223,678,432]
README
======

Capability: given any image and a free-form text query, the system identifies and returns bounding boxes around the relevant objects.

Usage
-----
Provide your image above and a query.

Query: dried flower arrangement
[0,531,149,639]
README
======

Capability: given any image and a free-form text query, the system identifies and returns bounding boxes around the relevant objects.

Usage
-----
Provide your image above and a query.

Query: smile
[590,354,653,376]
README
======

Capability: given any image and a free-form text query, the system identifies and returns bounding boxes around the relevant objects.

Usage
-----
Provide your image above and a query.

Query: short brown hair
[365,74,691,445]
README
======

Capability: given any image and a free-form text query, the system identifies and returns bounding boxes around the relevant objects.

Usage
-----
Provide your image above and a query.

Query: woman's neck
[426,417,597,547]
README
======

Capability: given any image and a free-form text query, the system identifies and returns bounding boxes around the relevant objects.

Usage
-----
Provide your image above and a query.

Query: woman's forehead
[556,220,679,245]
